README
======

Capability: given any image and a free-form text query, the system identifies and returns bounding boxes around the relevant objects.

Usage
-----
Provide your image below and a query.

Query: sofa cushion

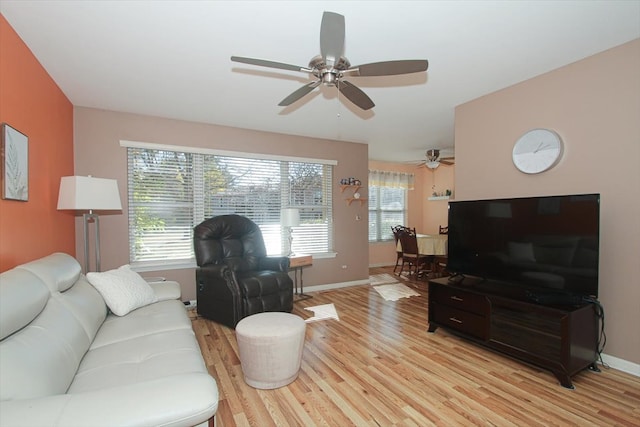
[18,252,82,293]
[90,299,192,349]
[56,277,108,345]
[87,265,158,316]
[69,329,207,393]
[0,269,49,340]
[0,298,93,400]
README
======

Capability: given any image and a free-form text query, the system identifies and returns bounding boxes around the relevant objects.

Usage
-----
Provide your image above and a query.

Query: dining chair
[392,225,416,274]
[391,225,404,273]
[434,224,449,277]
[397,229,432,278]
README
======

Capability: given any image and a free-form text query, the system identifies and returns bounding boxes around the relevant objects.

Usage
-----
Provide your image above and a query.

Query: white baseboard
[601,353,640,377]
[368,262,395,268]
[303,279,369,293]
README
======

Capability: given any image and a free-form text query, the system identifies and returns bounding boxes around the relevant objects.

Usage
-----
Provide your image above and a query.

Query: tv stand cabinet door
[488,296,598,388]
[489,299,564,363]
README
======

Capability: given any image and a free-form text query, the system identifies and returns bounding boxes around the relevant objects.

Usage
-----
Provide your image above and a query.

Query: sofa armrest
[259,256,290,272]
[148,280,182,302]
[0,373,218,427]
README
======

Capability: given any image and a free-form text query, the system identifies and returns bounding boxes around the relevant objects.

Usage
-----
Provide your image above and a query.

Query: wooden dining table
[396,234,448,256]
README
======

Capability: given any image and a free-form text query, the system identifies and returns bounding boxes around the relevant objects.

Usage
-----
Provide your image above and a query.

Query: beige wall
[455,39,640,365]
[423,164,455,234]
[368,160,454,267]
[74,108,369,301]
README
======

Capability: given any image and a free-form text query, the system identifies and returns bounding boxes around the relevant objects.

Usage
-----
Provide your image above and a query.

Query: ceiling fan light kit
[231,11,428,110]
[426,161,440,169]
[418,149,455,169]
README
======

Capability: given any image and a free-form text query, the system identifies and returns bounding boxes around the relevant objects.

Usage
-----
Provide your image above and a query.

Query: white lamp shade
[57,176,122,210]
[281,208,300,227]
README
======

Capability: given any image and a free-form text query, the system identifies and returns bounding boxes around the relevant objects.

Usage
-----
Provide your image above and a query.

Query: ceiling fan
[230,11,428,110]
[419,149,455,169]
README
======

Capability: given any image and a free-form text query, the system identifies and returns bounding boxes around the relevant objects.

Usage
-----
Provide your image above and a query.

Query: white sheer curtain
[368,170,415,190]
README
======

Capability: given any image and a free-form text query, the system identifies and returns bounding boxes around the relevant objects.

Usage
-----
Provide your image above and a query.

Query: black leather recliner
[194,214,294,328]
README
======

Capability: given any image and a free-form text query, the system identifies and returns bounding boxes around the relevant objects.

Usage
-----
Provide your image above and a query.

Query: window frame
[368,185,408,243]
[122,140,336,270]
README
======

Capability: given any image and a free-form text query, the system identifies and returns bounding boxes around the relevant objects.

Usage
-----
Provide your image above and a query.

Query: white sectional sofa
[0,253,218,427]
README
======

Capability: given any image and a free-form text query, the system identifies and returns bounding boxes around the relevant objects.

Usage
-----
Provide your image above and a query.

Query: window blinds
[127,146,333,265]
[368,169,411,242]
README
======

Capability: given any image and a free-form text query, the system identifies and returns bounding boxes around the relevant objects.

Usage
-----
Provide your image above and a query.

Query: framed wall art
[1,123,29,201]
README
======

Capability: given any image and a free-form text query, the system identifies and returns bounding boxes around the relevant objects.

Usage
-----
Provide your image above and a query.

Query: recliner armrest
[196,265,239,298]
[196,264,229,282]
[259,256,290,272]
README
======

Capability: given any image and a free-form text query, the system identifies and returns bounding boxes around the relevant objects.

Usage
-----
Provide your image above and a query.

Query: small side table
[289,254,313,300]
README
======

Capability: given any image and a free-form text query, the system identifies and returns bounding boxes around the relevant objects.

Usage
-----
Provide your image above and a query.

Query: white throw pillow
[87,265,158,316]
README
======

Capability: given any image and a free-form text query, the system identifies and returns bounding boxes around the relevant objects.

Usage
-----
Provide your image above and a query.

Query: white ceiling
[2,1,639,162]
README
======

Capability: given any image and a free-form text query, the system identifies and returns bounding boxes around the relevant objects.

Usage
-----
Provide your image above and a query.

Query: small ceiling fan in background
[418,149,455,169]
[230,11,428,110]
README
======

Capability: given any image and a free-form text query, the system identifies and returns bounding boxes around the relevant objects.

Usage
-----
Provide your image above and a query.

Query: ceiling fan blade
[441,158,455,166]
[320,11,345,67]
[231,56,309,73]
[278,81,322,106]
[338,80,375,110]
[348,60,429,76]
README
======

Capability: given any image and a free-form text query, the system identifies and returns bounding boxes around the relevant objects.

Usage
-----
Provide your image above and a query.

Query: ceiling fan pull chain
[337,80,342,118]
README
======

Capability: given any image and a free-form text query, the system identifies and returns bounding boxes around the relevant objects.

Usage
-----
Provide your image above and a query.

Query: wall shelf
[428,196,451,201]
[340,184,361,193]
[340,184,367,205]
[346,198,367,206]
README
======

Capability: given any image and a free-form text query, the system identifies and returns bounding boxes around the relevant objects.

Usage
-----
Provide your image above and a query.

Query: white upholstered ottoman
[236,312,306,389]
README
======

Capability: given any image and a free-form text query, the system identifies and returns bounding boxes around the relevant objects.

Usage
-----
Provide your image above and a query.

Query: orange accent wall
[0,15,75,271]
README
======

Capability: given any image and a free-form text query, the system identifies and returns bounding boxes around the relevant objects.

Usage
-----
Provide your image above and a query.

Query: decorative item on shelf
[353,192,361,199]
[428,188,453,201]
[340,177,362,186]
[431,188,452,197]
[57,175,123,273]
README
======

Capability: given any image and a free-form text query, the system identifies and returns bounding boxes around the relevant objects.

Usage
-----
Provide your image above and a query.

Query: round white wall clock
[512,128,563,174]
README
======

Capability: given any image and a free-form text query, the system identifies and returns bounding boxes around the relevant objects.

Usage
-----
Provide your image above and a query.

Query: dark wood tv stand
[427,277,600,389]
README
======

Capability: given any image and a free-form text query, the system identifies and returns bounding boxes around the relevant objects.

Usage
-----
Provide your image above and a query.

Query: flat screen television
[447,194,600,299]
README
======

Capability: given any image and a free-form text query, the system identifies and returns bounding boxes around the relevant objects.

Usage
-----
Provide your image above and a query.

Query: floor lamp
[281,208,300,256]
[57,176,122,273]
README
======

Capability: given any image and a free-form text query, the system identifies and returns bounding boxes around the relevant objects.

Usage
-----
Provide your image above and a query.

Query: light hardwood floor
[191,267,640,427]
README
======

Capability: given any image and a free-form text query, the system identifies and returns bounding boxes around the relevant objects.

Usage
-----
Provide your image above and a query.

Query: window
[368,170,413,242]
[125,143,334,268]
